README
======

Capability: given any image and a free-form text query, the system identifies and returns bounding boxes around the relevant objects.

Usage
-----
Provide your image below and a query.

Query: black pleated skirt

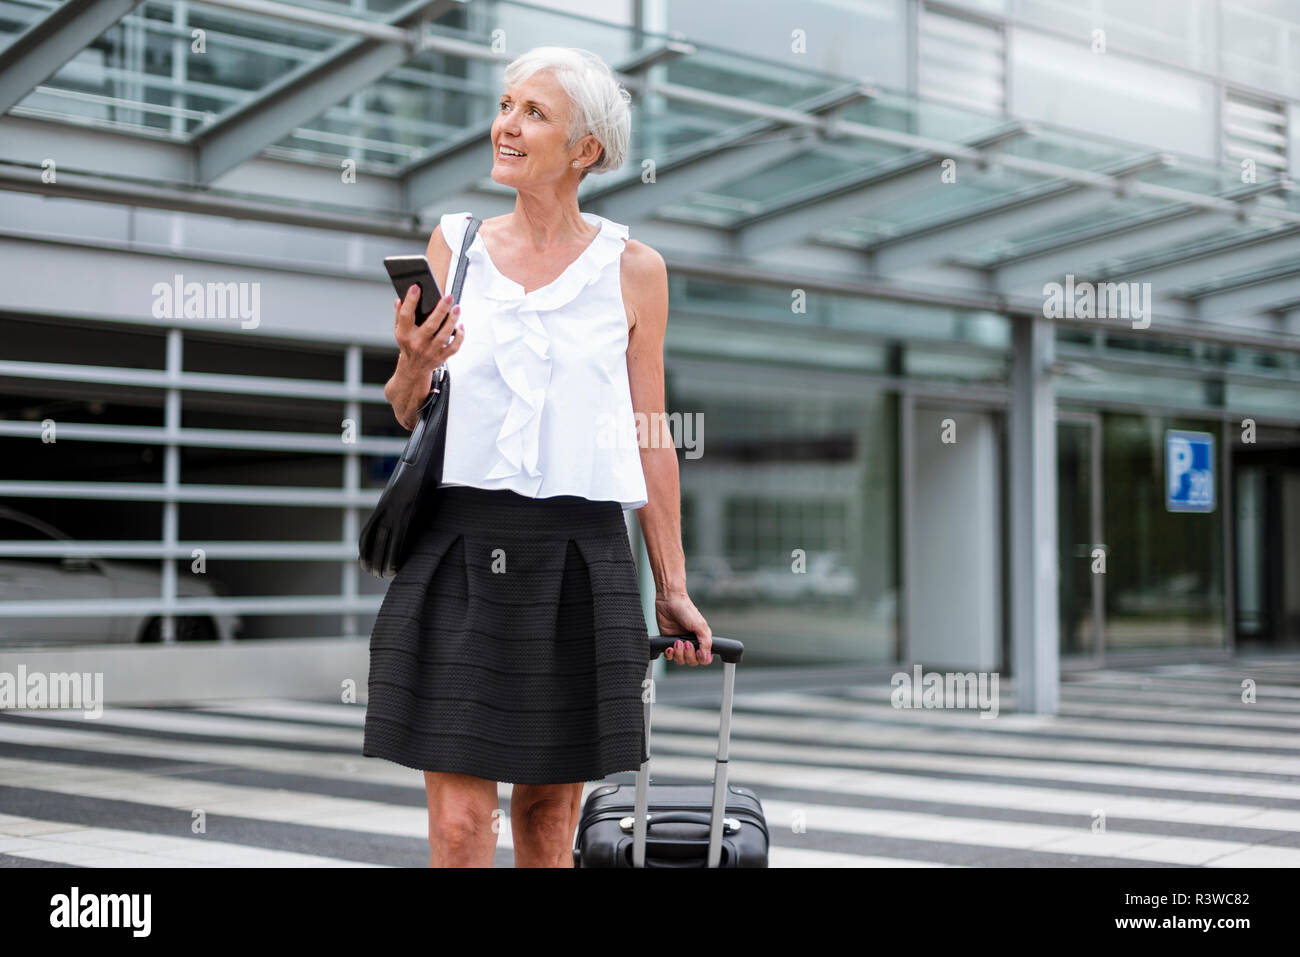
[362,485,651,785]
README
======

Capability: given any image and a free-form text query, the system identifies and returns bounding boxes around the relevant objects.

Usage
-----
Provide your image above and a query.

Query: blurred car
[754,562,810,602]
[1114,572,1214,614]
[0,506,241,647]
[754,551,859,602]
[685,555,763,603]
[807,551,858,598]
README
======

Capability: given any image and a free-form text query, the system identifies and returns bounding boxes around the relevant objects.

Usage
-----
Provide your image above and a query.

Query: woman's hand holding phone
[393,284,464,378]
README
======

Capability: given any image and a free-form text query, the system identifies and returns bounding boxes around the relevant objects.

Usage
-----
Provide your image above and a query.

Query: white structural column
[1009,314,1059,713]
[162,329,182,644]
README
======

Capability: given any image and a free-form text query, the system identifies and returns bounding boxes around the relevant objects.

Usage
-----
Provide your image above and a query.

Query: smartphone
[384,254,444,327]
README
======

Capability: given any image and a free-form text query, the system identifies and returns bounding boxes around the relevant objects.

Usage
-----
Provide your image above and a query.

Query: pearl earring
[572,160,579,167]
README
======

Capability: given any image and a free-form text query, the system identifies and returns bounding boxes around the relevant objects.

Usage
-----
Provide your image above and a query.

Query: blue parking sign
[1166,430,1215,513]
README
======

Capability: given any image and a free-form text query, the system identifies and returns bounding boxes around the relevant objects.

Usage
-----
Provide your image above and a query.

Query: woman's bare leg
[510,781,584,867]
[424,771,500,867]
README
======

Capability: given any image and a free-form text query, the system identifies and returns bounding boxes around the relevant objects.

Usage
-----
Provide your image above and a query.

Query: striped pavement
[2,656,1299,867]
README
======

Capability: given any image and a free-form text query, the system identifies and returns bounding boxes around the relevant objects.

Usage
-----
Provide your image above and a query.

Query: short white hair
[501,46,631,180]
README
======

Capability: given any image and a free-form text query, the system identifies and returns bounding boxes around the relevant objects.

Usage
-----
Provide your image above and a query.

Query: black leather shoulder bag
[358,215,481,579]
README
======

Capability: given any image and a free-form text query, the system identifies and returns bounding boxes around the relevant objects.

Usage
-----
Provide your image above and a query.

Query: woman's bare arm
[384,223,460,430]
[622,239,713,665]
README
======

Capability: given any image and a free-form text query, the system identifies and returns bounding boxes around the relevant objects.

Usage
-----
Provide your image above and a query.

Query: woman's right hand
[393,284,464,376]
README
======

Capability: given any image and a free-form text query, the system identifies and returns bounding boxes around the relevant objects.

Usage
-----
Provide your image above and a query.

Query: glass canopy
[2,0,1298,341]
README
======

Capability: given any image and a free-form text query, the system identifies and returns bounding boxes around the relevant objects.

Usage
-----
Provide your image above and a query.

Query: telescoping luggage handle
[633,634,744,868]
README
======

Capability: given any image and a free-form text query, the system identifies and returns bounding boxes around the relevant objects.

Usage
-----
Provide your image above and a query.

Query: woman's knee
[425,772,498,845]
[511,785,581,842]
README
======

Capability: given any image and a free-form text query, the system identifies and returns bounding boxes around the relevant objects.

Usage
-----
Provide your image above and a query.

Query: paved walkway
[2,656,1299,867]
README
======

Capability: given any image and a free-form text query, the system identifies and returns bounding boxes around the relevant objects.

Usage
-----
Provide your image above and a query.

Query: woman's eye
[499,101,540,117]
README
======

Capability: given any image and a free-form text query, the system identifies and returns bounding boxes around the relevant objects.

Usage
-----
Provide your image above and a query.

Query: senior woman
[362,46,713,867]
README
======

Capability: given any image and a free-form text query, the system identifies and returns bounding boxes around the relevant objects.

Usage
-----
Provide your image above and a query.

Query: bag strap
[433,215,480,383]
[451,215,480,305]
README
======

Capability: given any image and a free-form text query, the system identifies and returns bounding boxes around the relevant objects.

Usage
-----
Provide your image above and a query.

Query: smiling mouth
[499,146,526,157]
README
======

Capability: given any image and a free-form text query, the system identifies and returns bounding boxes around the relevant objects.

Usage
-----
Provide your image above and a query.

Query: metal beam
[0,113,404,210]
[734,121,1032,257]
[0,418,399,455]
[0,0,143,115]
[1187,264,1300,317]
[0,481,373,507]
[0,164,420,239]
[399,124,498,213]
[620,76,858,129]
[193,0,412,40]
[1094,223,1300,293]
[0,358,387,403]
[591,127,821,224]
[992,179,1295,294]
[193,0,464,183]
[659,252,1300,353]
[587,84,873,224]
[610,39,698,73]
[0,232,410,349]
[870,154,1173,275]
[0,113,195,180]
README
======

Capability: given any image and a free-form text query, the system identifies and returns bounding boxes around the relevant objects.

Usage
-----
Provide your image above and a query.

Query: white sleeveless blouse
[434,211,648,511]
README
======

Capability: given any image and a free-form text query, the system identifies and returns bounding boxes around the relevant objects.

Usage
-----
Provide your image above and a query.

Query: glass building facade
[1,0,1298,710]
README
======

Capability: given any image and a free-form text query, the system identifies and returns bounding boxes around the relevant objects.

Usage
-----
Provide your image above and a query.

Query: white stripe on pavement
[8,705,360,749]
[642,746,1300,831]
[1,754,1285,867]
[647,703,1300,775]
[741,692,1300,748]
[9,704,1300,810]
[754,798,1300,867]
[0,815,382,867]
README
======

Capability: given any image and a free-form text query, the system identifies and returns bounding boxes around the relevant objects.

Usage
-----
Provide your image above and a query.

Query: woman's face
[491,70,595,188]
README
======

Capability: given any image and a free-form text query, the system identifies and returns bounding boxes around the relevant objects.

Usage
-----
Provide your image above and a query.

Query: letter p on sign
[1165,430,1214,513]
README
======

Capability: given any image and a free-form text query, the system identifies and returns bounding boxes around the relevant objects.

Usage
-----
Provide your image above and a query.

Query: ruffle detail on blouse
[455,212,629,484]
[485,299,550,480]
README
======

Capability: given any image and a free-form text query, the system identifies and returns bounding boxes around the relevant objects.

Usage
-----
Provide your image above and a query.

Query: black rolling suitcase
[573,634,769,867]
